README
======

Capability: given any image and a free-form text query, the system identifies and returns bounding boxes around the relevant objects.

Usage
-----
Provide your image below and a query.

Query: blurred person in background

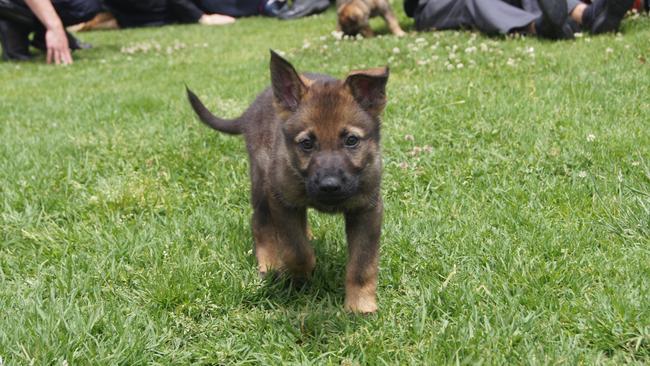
[0,0,101,63]
[404,0,635,39]
[76,0,332,31]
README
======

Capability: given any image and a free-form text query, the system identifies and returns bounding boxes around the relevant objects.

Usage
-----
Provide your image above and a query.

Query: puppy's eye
[299,138,315,151]
[344,135,360,148]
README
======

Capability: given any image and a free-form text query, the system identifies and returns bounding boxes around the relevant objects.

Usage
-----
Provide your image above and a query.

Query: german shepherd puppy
[186,51,389,313]
[336,0,406,37]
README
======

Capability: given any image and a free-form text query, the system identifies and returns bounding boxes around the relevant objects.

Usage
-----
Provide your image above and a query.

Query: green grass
[1,6,649,364]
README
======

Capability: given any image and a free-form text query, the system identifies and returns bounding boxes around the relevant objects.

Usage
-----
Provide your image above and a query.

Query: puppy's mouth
[314,193,351,206]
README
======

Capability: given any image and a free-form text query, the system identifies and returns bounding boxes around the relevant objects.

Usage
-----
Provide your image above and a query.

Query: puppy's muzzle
[308,172,354,205]
[318,176,343,193]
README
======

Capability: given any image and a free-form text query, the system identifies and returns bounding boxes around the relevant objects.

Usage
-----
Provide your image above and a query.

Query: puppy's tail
[186,87,242,135]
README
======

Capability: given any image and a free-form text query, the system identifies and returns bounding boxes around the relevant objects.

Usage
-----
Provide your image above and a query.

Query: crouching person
[0,0,101,63]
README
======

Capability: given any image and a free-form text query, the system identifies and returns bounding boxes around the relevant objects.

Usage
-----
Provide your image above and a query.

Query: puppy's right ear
[270,50,306,112]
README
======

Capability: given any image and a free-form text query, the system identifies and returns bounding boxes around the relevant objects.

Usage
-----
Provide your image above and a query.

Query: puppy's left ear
[345,66,389,116]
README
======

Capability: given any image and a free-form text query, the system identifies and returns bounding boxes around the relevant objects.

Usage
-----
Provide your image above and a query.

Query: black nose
[318,176,342,193]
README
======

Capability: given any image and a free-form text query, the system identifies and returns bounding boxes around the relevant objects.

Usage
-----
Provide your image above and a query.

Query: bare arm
[23,0,72,64]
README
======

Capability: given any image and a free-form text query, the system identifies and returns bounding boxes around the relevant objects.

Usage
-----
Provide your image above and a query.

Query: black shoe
[31,30,92,51]
[262,0,289,17]
[66,32,92,50]
[590,0,634,34]
[0,19,32,61]
[566,18,580,33]
[535,0,574,39]
[278,0,330,20]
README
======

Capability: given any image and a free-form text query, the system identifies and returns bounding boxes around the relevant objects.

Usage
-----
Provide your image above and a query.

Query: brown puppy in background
[186,51,389,313]
[337,0,405,37]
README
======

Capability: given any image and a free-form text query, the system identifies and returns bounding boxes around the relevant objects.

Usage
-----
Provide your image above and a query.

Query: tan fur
[336,0,406,37]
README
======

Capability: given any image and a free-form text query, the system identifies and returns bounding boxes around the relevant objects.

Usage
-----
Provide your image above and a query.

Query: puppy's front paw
[394,29,406,37]
[344,294,377,314]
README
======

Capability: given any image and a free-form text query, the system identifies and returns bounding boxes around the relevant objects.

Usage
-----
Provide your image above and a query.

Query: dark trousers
[1,0,101,28]
[103,0,264,28]
[104,0,172,27]
[413,0,581,34]
[195,0,264,17]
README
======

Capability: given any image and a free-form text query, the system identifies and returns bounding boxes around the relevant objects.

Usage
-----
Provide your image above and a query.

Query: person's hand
[45,26,73,65]
[198,13,236,26]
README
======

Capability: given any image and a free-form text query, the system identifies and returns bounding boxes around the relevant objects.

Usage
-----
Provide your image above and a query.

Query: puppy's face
[338,3,367,36]
[269,52,388,207]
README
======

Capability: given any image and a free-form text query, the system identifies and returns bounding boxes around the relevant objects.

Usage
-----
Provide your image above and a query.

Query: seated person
[404,0,634,39]
[102,0,235,28]
[72,0,332,31]
[174,0,331,20]
[0,0,101,63]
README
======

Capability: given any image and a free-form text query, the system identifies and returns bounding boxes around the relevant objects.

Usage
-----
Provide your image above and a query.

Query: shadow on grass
[241,238,350,311]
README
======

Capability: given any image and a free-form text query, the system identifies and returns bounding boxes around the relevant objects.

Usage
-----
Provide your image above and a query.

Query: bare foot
[199,14,236,26]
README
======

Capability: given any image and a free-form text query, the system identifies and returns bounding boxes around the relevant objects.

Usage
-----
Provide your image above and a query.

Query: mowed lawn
[1,6,649,364]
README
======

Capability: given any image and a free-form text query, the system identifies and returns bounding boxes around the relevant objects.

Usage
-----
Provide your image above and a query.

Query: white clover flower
[331,30,344,40]
[578,171,587,178]
[506,58,516,67]
[456,63,464,69]
[409,146,422,156]
[392,47,401,54]
[606,47,614,53]
[586,134,596,142]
